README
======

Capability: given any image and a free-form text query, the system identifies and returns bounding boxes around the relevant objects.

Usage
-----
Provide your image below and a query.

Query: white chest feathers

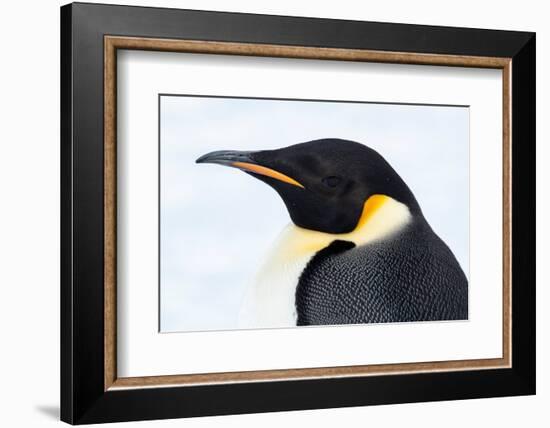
[238,195,412,329]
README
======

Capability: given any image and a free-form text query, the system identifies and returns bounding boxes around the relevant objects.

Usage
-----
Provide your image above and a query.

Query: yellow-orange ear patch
[355,194,391,230]
[232,161,305,188]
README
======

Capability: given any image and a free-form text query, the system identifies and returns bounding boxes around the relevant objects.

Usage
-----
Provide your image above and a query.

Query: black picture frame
[61,2,535,424]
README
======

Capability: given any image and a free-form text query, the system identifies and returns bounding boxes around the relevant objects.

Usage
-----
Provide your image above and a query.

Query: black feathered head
[197,138,420,234]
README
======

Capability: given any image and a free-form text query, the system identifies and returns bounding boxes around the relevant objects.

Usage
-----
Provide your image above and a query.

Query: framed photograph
[60,2,535,424]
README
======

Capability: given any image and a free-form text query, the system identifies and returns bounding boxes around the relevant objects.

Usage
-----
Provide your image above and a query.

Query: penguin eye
[322,175,342,188]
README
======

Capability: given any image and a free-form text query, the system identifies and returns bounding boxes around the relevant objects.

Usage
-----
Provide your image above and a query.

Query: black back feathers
[296,218,468,324]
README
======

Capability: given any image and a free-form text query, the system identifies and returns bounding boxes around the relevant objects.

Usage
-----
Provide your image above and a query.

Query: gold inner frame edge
[104,35,512,391]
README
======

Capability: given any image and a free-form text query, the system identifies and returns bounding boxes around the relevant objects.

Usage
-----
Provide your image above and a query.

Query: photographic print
[160,95,469,333]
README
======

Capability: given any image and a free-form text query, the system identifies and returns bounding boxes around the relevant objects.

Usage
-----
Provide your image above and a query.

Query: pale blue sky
[160,95,469,332]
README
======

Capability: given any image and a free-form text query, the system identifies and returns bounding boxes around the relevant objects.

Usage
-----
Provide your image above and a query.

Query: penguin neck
[276,194,412,261]
[239,195,412,328]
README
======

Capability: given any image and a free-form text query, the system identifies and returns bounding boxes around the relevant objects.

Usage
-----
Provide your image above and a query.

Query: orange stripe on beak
[232,161,305,189]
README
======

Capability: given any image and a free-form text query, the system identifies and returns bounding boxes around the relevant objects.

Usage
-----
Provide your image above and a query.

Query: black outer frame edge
[60,2,536,424]
[79,371,531,425]
[69,1,533,56]
[510,34,536,392]
[60,4,74,425]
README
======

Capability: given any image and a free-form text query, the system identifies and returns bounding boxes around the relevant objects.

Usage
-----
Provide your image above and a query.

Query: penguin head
[196,138,420,234]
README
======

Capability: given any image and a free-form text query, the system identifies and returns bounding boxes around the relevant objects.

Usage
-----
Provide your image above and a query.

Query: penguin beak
[196,150,305,189]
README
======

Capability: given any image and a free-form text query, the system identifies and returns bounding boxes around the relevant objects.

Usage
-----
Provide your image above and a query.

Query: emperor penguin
[196,138,468,328]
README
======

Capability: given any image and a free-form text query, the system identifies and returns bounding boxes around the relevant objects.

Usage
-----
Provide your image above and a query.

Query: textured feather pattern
[295,218,468,325]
